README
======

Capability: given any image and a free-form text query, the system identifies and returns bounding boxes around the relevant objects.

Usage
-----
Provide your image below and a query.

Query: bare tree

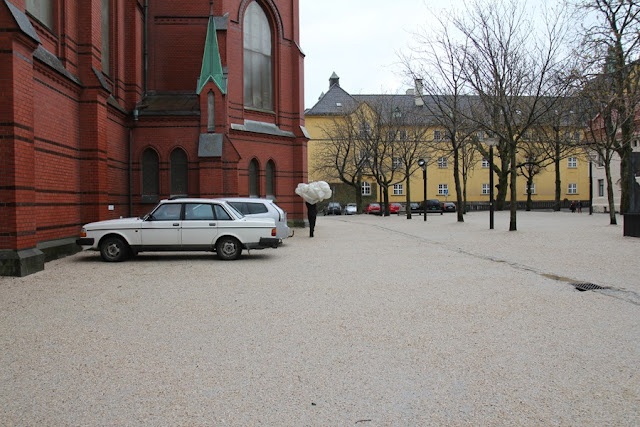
[516,133,557,211]
[354,97,412,216]
[403,17,478,223]
[315,101,369,212]
[581,71,625,224]
[576,0,640,214]
[455,0,572,230]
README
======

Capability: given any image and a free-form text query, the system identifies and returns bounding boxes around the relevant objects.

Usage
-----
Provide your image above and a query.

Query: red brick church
[0,0,308,275]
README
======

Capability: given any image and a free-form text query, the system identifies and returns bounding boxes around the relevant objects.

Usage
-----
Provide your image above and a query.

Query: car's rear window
[230,202,268,215]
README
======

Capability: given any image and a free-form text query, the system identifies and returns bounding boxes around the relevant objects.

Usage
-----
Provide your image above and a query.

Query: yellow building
[305,74,590,209]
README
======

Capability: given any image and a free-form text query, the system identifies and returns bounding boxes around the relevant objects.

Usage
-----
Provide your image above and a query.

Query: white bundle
[295,181,332,205]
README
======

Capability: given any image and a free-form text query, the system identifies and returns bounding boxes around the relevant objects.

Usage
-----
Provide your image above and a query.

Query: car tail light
[271,228,276,236]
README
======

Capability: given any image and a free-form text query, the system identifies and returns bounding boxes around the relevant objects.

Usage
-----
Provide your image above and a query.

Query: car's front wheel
[99,236,129,262]
[216,236,242,260]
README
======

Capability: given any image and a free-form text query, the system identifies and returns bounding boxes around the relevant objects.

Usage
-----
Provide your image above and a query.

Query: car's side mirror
[146,214,155,221]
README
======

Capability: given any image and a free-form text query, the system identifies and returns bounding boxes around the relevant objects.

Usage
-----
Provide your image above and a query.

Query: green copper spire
[197,5,226,94]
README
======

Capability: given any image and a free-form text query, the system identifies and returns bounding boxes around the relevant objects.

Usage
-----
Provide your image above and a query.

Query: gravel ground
[0,210,638,425]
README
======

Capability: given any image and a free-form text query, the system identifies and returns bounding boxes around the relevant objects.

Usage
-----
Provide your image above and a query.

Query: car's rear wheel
[100,236,129,262]
[216,236,242,260]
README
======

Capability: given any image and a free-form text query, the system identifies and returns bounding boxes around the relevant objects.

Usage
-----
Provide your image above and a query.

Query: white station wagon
[76,198,280,262]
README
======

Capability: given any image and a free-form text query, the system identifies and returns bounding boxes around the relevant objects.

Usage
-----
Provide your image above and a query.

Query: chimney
[414,78,424,106]
[329,72,340,88]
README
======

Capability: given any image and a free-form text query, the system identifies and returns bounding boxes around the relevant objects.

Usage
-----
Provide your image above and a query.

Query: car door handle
[209,223,216,226]
[173,223,179,226]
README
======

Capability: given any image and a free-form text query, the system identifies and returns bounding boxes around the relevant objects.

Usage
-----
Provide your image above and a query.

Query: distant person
[570,201,576,213]
[577,201,583,213]
[306,202,317,237]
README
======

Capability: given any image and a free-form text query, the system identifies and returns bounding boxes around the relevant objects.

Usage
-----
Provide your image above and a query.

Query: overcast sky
[299,0,467,109]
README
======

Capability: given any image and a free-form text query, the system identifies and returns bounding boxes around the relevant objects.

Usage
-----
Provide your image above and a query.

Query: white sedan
[76,199,280,261]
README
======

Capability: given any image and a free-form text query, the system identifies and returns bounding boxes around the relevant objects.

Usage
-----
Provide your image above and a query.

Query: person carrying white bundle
[295,181,332,237]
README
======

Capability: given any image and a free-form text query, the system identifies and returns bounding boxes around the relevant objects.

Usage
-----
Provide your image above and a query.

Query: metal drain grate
[573,282,607,292]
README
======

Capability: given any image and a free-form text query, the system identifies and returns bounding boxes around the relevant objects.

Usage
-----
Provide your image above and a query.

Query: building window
[141,148,159,202]
[438,184,448,195]
[392,157,402,170]
[482,158,490,168]
[243,2,272,110]
[573,131,581,142]
[598,153,604,167]
[568,183,577,194]
[482,183,490,195]
[101,0,110,74]
[388,131,396,141]
[249,159,259,197]
[568,157,577,168]
[400,130,407,141]
[477,131,485,141]
[170,148,188,196]
[433,130,441,141]
[26,0,53,29]
[598,179,604,197]
[362,181,371,196]
[437,157,448,168]
[393,184,404,195]
[526,182,535,194]
[359,122,371,139]
[265,160,275,197]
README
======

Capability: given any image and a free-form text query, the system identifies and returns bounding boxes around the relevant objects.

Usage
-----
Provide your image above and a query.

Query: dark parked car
[443,201,456,212]
[416,199,443,214]
[323,202,342,215]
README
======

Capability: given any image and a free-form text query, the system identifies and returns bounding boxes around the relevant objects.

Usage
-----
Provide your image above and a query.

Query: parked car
[389,202,403,214]
[343,203,357,215]
[410,202,422,214]
[219,197,291,240]
[443,201,456,212]
[76,199,280,262]
[365,203,381,215]
[323,202,343,215]
[417,199,443,214]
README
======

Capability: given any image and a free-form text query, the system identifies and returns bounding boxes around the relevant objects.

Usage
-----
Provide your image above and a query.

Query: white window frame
[361,181,371,196]
[598,179,604,197]
[568,157,578,168]
[568,183,577,194]
[526,182,535,195]
[438,184,448,195]
[482,158,490,168]
[482,183,490,195]
[437,157,448,168]
[433,130,441,141]
[392,157,402,170]
[393,184,404,195]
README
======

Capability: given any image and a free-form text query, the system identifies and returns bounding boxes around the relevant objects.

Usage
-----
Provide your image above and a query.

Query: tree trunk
[619,144,632,215]
[509,143,517,231]
[554,139,561,211]
[405,173,412,219]
[605,162,617,225]
[453,148,464,222]
[526,175,533,211]
[382,186,390,216]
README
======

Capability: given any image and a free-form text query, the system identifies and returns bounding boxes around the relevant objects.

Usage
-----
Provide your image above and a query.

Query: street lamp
[418,158,427,222]
[486,137,498,229]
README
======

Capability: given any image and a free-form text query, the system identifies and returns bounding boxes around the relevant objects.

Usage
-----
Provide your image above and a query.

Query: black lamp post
[418,158,427,222]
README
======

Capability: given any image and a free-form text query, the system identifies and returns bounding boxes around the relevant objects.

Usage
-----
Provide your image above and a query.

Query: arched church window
[170,148,188,197]
[243,2,272,110]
